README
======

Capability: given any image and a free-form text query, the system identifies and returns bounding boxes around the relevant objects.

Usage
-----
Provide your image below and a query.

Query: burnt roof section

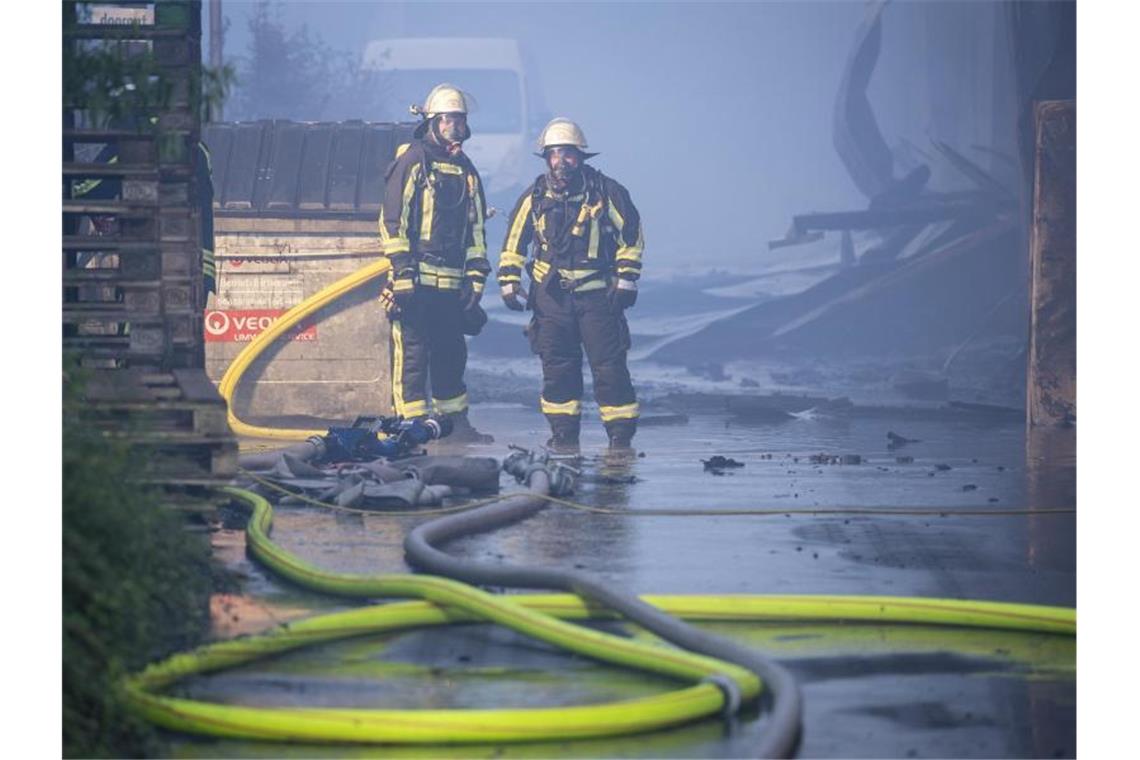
[203,120,418,219]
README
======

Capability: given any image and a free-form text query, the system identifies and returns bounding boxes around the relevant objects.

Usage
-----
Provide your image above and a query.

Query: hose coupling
[701,673,743,718]
[503,446,538,481]
[305,435,328,458]
[502,446,578,496]
[547,461,578,496]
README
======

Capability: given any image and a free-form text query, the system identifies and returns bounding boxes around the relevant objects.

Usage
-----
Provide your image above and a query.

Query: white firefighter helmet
[412,84,470,138]
[535,117,599,158]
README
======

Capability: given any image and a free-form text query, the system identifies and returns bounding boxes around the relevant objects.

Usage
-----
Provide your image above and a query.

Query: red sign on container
[203,309,317,342]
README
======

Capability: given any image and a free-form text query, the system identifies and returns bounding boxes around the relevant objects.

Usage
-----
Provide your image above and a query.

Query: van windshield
[375,69,522,134]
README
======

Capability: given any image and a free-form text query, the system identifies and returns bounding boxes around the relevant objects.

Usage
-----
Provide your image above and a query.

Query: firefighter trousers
[528,282,639,429]
[389,287,469,419]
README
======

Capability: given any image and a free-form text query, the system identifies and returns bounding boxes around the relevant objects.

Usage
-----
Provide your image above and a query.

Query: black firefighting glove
[609,278,638,310]
[501,282,526,312]
[460,275,485,311]
[380,270,416,316]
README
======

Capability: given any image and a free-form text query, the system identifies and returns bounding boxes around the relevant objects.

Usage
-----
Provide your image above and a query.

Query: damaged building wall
[1027,100,1076,427]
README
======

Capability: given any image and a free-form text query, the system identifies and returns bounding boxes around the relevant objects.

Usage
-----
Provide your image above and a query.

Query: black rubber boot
[443,410,494,444]
[605,419,637,449]
[545,414,581,453]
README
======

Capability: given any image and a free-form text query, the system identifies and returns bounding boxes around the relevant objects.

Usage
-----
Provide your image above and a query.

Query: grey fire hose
[404,449,804,758]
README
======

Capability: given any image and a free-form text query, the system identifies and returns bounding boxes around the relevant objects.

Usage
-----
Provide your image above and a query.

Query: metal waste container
[203,120,416,421]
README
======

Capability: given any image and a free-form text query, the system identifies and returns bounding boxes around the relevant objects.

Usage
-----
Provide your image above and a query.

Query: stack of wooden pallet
[63,1,205,370]
[80,368,237,501]
[63,2,236,501]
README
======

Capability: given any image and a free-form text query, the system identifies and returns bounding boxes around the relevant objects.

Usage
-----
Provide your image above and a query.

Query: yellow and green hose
[137,255,1075,752]
[122,487,1073,746]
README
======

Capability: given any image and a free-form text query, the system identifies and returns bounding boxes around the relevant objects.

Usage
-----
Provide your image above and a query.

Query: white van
[360,37,549,208]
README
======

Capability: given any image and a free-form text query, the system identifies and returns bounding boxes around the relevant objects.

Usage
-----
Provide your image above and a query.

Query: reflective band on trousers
[541,397,582,416]
[391,321,429,418]
[434,392,468,414]
[599,401,639,422]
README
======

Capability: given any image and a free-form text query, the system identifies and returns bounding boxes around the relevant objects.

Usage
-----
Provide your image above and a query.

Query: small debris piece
[935,463,952,471]
[887,431,921,450]
[988,497,999,503]
[896,455,914,464]
[702,455,745,470]
[962,484,978,491]
[808,452,862,465]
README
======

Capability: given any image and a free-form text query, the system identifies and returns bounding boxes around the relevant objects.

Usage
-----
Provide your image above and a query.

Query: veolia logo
[203,309,318,343]
[204,310,230,336]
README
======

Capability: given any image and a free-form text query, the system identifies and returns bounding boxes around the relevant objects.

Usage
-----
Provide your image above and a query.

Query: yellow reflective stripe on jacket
[556,268,607,292]
[599,401,640,422]
[546,191,585,201]
[417,275,463,290]
[541,397,582,416]
[432,162,464,175]
[499,250,527,270]
[381,163,421,255]
[419,170,435,243]
[433,392,469,414]
[587,215,600,259]
[418,261,463,290]
[609,198,645,262]
[504,194,533,257]
[532,260,552,283]
[466,174,486,258]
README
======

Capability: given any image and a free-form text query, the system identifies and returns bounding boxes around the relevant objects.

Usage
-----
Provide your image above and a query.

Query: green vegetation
[229,0,381,121]
[62,362,215,757]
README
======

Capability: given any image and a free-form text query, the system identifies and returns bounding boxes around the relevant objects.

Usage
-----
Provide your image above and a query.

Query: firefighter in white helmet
[378,84,493,442]
[498,118,645,451]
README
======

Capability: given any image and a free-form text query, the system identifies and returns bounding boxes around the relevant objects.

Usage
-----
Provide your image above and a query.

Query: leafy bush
[62,364,214,757]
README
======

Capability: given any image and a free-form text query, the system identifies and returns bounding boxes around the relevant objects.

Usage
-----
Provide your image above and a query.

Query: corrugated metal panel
[203,120,417,218]
[264,122,304,211]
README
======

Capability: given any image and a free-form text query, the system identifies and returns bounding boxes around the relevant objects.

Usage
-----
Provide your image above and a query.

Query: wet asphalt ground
[172,403,1075,759]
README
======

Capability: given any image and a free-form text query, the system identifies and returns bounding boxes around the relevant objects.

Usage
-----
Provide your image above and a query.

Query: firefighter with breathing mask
[378,84,493,442]
[498,118,644,451]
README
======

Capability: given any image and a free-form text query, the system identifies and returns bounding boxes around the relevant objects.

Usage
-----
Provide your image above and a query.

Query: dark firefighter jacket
[379,139,490,291]
[498,164,644,293]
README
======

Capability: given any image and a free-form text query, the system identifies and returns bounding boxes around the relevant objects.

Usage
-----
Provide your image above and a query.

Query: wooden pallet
[63,0,204,371]
[82,368,237,486]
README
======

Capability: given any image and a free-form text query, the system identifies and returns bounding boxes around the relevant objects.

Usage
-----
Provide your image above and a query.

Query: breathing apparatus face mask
[545,146,582,186]
[432,113,470,151]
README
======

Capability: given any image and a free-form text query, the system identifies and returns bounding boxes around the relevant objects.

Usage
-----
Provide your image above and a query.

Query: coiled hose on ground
[405,464,803,757]
[125,255,1074,754]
